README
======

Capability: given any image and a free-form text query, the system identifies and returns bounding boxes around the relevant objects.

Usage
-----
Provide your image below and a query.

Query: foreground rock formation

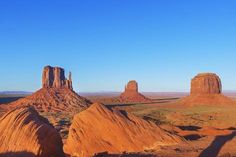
[120,80,150,103]
[5,66,91,113]
[64,103,182,156]
[0,107,64,157]
[180,73,233,105]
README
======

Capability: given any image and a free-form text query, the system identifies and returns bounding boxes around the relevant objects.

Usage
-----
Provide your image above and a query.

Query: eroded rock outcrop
[0,107,64,157]
[125,80,138,93]
[120,80,150,103]
[180,73,233,105]
[191,73,222,95]
[42,66,73,89]
[64,103,182,157]
[5,66,91,113]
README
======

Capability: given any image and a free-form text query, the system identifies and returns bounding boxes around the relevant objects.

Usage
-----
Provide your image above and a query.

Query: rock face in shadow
[120,80,150,103]
[5,65,91,113]
[64,103,182,157]
[0,107,65,157]
[42,66,73,89]
[180,73,234,106]
[191,73,222,95]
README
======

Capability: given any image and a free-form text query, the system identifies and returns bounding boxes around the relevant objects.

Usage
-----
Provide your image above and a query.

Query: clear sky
[1,0,236,92]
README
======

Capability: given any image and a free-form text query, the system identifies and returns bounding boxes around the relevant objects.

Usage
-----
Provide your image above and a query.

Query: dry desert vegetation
[0,66,236,157]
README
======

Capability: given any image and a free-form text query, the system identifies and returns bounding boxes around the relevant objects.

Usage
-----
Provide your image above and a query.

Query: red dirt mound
[0,107,64,157]
[180,94,234,106]
[64,103,182,157]
[120,80,150,103]
[6,87,91,113]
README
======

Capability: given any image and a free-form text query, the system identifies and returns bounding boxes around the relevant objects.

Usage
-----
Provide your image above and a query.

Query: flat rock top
[194,73,220,78]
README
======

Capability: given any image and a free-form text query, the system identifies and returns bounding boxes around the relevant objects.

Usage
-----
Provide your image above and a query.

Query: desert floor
[1,92,236,157]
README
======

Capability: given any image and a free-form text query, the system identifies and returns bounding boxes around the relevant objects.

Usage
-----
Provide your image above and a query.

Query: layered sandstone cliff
[180,73,233,105]
[42,66,73,89]
[190,73,222,95]
[5,66,91,113]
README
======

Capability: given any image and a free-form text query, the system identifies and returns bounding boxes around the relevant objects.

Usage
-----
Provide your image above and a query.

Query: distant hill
[79,92,121,97]
[0,91,32,95]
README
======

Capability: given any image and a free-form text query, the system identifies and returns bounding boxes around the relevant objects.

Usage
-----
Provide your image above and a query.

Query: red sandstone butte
[5,66,91,113]
[180,73,233,106]
[191,73,222,95]
[120,80,150,103]
[42,65,73,89]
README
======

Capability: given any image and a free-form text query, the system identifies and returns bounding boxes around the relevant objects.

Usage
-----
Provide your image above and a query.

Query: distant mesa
[120,80,150,103]
[0,107,65,157]
[180,73,233,105]
[125,80,139,93]
[42,65,73,89]
[64,103,182,156]
[4,65,91,113]
[190,73,222,95]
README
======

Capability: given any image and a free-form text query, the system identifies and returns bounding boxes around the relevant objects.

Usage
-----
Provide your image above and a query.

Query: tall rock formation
[42,66,73,90]
[64,103,182,157]
[0,107,65,157]
[190,73,222,95]
[125,80,138,93]
[5,65,91,113]
[120,80,150,103]
[180,73,233,105]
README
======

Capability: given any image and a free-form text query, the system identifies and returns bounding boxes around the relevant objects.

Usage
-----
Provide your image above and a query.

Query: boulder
[0,107,65,157]
[64,103,182,156]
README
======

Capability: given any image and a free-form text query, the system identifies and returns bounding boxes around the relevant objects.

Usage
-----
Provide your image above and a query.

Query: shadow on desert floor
[0,151,35,157]
[94,152,155,157]
[199,131,236,157]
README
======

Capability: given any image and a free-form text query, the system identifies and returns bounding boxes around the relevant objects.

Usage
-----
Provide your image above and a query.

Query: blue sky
[1,0,236,92]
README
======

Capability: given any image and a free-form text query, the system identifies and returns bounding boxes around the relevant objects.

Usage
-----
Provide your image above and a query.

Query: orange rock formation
[180,73,233,105]
[191,73,222,95]
[7,88,91,113]
[42,66,73,89]
[0,107,65,157]
[120,80,150,103]
[64,103,182,156]
[5,66,91,113]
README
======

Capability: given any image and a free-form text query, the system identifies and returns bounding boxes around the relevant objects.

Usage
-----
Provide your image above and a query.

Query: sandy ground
[1,92,236,156]
[88,93,236,156]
